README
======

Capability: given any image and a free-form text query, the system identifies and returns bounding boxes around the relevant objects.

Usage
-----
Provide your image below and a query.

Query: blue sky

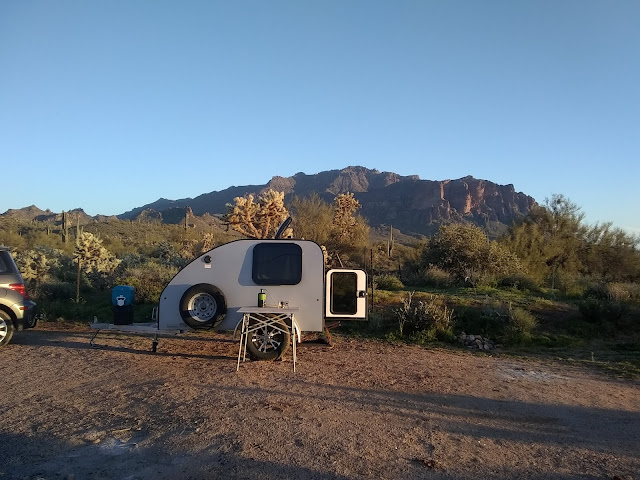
[1,1,638,233]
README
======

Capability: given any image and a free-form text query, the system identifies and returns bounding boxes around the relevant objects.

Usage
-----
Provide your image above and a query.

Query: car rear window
[0,252,16,274]
[0,255,8,273]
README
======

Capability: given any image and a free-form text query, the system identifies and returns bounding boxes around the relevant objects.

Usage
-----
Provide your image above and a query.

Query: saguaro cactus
[61,211,70,243]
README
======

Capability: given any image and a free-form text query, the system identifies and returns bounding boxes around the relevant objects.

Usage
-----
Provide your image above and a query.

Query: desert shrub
[578,298,629,325]
[550,271,586,297]
[421,223,522,286]
[37,281,77,301]
[421,266,455,288]
[498,274,540,292]
[117,261,179,303]
[375,274,404,291]
[503,306,538,344]
[460,299,537,344]
[607,283,640,301]
[454,305,503,338]
[584,283,610,300]
[369,289,401,306]
[394,291,454,338]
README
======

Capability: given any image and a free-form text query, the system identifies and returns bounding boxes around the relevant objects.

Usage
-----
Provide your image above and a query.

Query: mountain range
[2,166,536,238]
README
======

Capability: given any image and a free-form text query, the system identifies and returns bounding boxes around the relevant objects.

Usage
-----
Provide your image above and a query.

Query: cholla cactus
[74,232,120,274]
[15,249,51,286]
[74,232,120,302]
[224,189,289,239]
[332,192,361,242]
[200,232,216,253]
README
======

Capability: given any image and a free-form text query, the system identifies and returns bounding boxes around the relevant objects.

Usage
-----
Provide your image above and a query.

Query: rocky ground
[1,323,639,480]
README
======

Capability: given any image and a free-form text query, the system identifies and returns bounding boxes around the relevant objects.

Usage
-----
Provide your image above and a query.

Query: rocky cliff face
[4,167,536,237]
[118,166,535,236]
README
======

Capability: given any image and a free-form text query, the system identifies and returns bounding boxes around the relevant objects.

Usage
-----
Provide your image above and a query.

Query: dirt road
[1,324,638,480]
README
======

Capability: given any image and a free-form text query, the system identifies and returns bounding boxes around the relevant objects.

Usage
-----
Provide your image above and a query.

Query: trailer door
[325,269,367,320]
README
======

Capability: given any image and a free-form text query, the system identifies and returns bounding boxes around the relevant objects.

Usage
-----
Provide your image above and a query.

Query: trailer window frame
[252,242,303,286]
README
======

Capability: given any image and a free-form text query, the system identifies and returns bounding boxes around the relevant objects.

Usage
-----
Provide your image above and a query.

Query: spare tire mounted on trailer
[179,284,226,329]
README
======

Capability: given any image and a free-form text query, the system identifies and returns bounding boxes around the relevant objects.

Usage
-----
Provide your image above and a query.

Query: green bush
[394,291,454,338]
[421,224,523,286]
[421,266,455,288]
[584,283,610,300]
[38,281,77,301]
[498,274,540,292]
[454,305,504,338]
[458,299,537,345]
[375,274,405,291]
[503,306,538,344]
[117,261,179,303]
[551,271,586,297]
[578,298,629,325]
[509,306,538,334]
[607,283,640,301]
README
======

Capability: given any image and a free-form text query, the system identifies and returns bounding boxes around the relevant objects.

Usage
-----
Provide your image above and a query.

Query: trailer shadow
[209,377,640,461]
[0,431,361,480]
[1,428,616,480]
[10,329,238,361]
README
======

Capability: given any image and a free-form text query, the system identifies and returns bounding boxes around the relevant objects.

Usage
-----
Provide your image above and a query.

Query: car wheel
[0,311,15,347]
[246,318,291,361]
[179,284,226,329]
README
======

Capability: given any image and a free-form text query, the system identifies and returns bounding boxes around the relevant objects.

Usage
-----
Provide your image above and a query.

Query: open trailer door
[324,269,367,320]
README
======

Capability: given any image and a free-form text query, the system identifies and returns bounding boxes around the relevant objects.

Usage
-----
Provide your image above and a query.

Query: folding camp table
[237,306,300,372]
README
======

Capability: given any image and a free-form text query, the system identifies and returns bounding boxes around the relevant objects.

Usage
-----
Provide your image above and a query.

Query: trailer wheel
[246,318,291,361]
[179,284,226,329]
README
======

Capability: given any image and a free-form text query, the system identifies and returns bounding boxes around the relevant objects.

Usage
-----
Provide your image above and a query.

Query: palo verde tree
[224,189,289,239]
[289,193,334,245]
[581,222,640,282]
[503,195,587,287]
[422,223,522,285]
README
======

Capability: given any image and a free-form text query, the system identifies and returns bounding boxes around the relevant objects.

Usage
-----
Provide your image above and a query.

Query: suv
[0,246,37,347]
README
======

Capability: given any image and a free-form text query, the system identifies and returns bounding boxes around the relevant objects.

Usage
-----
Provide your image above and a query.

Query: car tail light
[9,283,28,298]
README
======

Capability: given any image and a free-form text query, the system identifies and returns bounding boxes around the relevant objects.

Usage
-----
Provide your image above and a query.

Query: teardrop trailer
[91,236,367,370]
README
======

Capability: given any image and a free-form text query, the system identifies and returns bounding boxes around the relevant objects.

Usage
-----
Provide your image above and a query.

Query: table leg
[237,314,247,371]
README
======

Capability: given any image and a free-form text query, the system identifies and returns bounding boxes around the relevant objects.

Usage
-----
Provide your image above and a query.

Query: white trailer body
[158,239,367,334]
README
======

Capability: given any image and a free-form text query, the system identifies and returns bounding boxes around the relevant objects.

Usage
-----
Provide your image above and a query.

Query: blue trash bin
[112,285,135,325]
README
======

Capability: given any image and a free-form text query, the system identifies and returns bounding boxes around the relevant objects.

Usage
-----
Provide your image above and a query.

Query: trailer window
[252,243,302,285]
[330,272,357,315]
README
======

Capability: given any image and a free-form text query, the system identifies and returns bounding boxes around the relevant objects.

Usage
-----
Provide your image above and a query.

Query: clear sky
[1,1,638,233]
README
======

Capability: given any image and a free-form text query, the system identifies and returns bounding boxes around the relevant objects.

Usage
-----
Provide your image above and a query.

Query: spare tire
[179,284,226,329]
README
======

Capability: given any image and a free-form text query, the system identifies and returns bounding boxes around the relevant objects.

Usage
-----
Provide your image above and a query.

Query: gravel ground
[1,323,639,480]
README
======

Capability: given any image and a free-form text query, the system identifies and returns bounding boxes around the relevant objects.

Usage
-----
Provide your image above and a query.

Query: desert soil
[1,322,639,480]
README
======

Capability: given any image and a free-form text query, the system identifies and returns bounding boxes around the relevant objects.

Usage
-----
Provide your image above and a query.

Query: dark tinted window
[252,243,302,285]
[330,272,357,315]
[0,253,10,274]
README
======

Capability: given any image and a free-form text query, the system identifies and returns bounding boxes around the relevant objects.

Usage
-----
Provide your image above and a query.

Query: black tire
[0,311,15,347]
[179,284,226,329]
[246,318,291,361]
